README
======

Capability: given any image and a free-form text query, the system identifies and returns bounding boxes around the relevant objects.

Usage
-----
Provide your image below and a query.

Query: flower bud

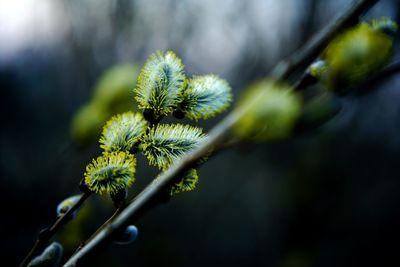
[99,112,147,152]
[28,242,63,267]
[233,80,302,141]
[323,18,396,92]
[135,51,186,119]
[114,225,139,245]
[170,169,199,195]
[370,17,398,37]
[140,124,206,170]
[70,102,108,145]
[179,75,232,120]
[308,60,328,81]
[84,151,136,195]
[56,195,81,218]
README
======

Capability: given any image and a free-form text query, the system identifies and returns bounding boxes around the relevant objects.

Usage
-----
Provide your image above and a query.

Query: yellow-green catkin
[308,60,329,81]
[170,168,199,195]
[180,75,233,120]
[93,64,139,111]
[100,112,148,152]
[233,80,302,141]
[135,51,186,119]
[324,18,397,91]
[56,195,81,217]
[70,102,108,144]
[84,151,136,194]
[140,124,206,170]
[71,64,139,145]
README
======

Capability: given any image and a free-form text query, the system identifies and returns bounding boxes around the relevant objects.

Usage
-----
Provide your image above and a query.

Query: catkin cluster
[84,51,233,196]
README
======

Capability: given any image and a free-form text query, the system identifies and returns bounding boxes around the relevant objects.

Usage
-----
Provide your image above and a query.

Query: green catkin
[180,75,233,120]
[84,50,234,196]
[234,80,302,141]
[84,151,136,194]
[100,112,147,152]
[323,18,397,91]
[170,169,199,195]
[135,51,186,119]
[140,124,207,170]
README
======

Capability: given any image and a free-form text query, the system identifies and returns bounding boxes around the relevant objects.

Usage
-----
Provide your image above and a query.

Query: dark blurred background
[1,0,400,266]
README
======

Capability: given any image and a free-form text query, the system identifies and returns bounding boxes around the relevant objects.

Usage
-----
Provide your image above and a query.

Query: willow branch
[20,192,91,267]
[270,0,377,80]
[63,1,379,266]
[354,60,400,95]
[71,206,124,257]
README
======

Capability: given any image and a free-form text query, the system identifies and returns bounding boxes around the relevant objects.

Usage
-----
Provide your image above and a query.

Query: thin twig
[87,207,123,243]
[270,0,377,80]
[71,207,123,257]
[374,61,400,81]
[62,1,379,266]
[72,135,240,257]
[20,192,91,267]
[353,60,400,95]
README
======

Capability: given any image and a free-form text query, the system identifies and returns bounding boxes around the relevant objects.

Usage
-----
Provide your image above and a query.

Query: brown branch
[62,1,379,266]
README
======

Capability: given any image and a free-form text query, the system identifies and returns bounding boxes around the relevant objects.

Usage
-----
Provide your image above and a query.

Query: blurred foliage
[114,225,139,245]
[323,18,396,92]
[234,80,303,141]
[294,92,342,134]
[71,64,139,145]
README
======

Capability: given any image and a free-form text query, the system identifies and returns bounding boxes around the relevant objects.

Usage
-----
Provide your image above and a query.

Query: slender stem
[354,60,400,95]
[294,60,400,92]
[62,1,379,266]
[87,208,123,243]
[270,0,377,80]
[293,71,318,91]
[20,192,91,267]
[73,139,236,256]
[375,61,400,81]
[71,206,123,256]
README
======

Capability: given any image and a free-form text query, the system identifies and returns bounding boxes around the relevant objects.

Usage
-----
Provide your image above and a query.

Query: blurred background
[1,0,400,266]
